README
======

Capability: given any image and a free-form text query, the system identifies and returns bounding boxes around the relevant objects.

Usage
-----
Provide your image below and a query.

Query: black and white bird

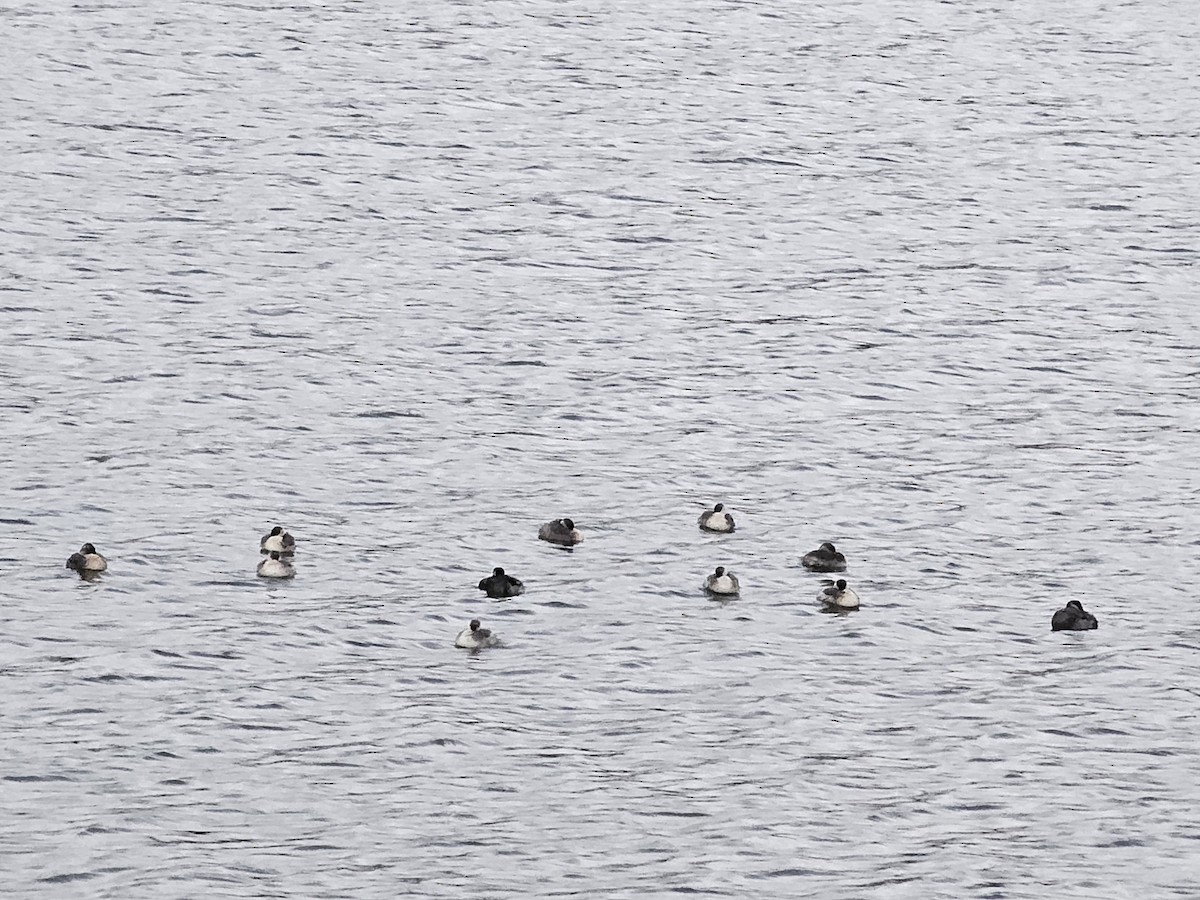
[703,566,740,596]
[66,542,107,574]
[257,550,295,579]
[260,526,295,557]
[698,503,735,533]
[819,578,860,610]
[455,619,500,650]
[538,518,583,546]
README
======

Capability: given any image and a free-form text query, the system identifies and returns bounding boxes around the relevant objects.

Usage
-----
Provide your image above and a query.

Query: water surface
[3,1,1199,897]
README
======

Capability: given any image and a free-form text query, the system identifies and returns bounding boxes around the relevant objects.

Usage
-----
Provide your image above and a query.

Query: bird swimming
[703,565,740,596]
[538,518,583,546]
[819,578,860,610]
[1051,600,1098,631]
[455,618,500,649]
[478,566,525,598]
[260,526,295,556]
[698,503,735,533]
[66,542,107,574]
[802,541,847,572]
[257,550,295,579]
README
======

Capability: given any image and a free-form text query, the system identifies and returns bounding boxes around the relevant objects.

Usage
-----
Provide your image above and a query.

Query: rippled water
[4,1,1200,896]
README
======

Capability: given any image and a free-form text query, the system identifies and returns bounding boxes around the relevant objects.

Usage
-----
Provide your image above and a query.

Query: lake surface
[3,0,1199,897]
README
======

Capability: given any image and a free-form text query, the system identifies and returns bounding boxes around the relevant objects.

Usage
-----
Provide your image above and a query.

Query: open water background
[3,0,1199,897]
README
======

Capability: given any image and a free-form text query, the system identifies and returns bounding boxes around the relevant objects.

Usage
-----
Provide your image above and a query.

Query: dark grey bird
[801,541,847,572]
[1051,600,1098,631]
[478,566,526,599]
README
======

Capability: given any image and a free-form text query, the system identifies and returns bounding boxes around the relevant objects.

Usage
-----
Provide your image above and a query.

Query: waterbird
[66,542,107,574]
[703,566,740,596]
[802,541,847,572]
[698,503,735,533]
[478,567,525,598]
[455,619,500,649]
[257,550,295,579]
[819,578,860,610]
[1051,600,1098,631]
[538,517,583,546]
[260,526,295,556]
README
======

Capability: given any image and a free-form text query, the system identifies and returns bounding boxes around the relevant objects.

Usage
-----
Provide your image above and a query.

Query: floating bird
[1051,600,1098,631]
[66,542,107,574]
[819,578,860,610]
[455,619,500,649]
[478,567,526,599]
[802,541,847,572]
[698,503,735,533]
[538,517,583,546]
[703,566,740,596]
[257,550,295,579]
[260,526,295,556]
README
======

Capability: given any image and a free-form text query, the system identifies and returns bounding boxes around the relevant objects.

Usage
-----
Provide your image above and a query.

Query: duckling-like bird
[66,542,107,574]
[703,566,740,596]
[698,503,735,533]
[1051,600,1098,631]
[478,566,525,599]
[801,541,847,572]
[260,526,295,556]
[819,578,860,610]
[538,517,583,547]
[455,619,500,649]
[257,550,295,579]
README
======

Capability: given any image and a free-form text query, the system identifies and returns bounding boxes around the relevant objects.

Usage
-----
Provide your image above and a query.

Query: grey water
[3,0,1199,896]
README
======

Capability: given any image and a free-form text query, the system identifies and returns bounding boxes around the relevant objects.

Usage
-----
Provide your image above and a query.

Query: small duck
[66,542,108,574]
[703,565,740,596]
[257,550,295,579]
[455,619,500,650]
[698,503,735,533]
[538,517,583,546]
[478,566,526,599]
[260,526,296,556]
[1051,600,1098,631]
[819,578,860,610]
[801,541,847,572]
